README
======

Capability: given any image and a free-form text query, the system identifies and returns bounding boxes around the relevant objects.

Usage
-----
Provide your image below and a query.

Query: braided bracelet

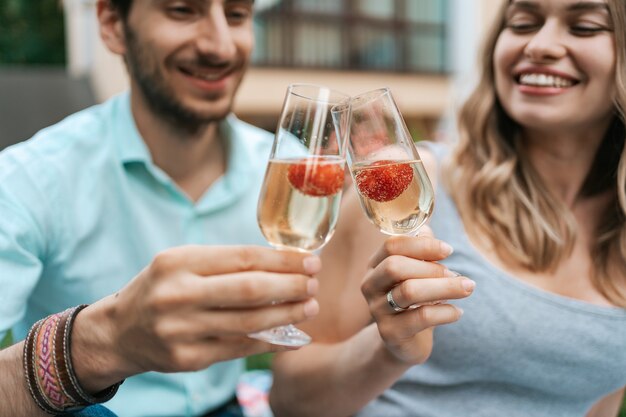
[23,305,124,415]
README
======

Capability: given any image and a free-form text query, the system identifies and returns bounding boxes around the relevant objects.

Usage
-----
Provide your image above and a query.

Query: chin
[514,116,573,133]
[185,98,234,122]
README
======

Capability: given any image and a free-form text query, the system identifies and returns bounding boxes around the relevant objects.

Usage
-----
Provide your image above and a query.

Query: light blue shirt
[0,92,274,417]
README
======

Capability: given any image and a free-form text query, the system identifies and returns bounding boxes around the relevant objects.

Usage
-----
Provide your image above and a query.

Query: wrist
[71,295,138,393]
[364,324,414,371]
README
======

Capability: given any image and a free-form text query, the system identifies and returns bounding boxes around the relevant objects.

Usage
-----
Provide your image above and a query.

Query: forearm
[0,299,132,416]
[0,342,48,417]
[585,387,625,417]
[270,324,411,417]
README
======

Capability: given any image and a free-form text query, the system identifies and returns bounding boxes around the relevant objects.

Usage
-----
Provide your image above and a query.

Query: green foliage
[245,353,273,370]
[0,330,13,349]
[0,0,66,65]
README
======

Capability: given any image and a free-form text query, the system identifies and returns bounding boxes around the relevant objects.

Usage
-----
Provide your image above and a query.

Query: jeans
[61,398,243,417]
[63,405,118,417]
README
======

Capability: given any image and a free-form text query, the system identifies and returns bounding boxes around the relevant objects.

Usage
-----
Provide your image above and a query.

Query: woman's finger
[377,276,475,315]
[368,234,453,269]
[362,256,456,296]
[377,303,465,341]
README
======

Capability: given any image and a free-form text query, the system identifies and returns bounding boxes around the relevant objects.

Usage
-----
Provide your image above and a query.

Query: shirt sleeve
[0,171,47,342]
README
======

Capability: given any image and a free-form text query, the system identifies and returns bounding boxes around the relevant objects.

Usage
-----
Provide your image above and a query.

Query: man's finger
[195,272,318,308]
[154,245,321,276]
[194,299,320,336]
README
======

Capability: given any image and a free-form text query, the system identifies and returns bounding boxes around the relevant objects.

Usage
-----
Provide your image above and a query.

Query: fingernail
[304,299,319,318]
[307,278,319,296]
[462,279,476,292]
[440,242,454,256]
[456,306,464,316]
[303,256,322,275]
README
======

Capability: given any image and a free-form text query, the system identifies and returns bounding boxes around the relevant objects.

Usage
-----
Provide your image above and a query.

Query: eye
[569,18,611,36]
[166,2,197,19]
[568,11,613,36]
[225,5,252,24]
[570,25,606,36]
[505,12,542,34]
[507,22,541,33]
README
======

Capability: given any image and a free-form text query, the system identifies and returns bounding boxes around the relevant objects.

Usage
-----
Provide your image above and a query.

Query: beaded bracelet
[23,305,124,415]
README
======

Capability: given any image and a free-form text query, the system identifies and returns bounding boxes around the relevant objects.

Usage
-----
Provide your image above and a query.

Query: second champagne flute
[253,83,349,346]
[332,87,434,236]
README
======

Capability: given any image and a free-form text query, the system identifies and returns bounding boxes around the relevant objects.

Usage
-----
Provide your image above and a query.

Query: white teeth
[183,69,224,81]
[189,70,223,81]
[519,73,574,88]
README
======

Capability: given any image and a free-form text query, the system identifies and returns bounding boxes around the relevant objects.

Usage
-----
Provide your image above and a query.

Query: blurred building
[63,0,502,137]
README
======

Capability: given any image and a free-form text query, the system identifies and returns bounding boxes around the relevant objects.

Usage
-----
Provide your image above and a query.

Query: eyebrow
[508,1,609,13]
[569,1,609,12]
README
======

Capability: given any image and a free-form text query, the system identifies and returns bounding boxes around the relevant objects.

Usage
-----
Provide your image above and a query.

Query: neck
[522,119,612,208]
[130,91,227,201]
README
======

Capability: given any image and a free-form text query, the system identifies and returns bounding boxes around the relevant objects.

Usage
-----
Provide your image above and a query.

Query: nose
[195,5,236,62]
[523,20,567,62]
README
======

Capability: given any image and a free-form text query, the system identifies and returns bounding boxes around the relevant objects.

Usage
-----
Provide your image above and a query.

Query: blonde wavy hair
[444,0,626,306]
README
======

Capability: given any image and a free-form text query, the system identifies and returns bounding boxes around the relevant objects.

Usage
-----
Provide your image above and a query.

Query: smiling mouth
[179,66,231,82]
[515,73,578,88]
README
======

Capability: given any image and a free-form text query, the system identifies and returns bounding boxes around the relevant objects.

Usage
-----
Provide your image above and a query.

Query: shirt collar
[111,92,152,165]
[109,92,262,210]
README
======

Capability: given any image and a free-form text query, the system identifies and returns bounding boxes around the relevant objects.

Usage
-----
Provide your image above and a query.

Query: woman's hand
[361,227,475,364]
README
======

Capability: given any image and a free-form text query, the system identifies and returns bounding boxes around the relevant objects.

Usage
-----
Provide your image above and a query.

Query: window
[252,0,449,73]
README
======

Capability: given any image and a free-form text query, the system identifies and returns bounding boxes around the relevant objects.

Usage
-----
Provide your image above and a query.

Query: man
[0,0,322,415]
[0,1,469,415]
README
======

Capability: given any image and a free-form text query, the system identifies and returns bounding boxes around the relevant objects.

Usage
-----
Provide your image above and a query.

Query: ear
[97,0,127,56]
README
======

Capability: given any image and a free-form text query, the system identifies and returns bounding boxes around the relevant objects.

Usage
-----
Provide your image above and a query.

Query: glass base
[248,324,312,347]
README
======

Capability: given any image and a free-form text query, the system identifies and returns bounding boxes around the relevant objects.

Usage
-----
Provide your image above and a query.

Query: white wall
[63,0,98,77]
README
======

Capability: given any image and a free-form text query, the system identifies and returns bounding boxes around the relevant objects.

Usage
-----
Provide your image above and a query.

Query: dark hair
[109,0,133,19]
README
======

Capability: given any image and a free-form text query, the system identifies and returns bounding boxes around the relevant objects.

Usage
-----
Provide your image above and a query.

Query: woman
[269,0,626,416]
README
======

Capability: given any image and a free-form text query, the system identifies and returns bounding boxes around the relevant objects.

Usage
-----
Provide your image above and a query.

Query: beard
[123,25,233,135]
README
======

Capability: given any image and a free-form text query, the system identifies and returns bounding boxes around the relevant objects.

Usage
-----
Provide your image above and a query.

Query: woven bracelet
[23,316,62,414]
[61,305,123,405]
[23,305,124,415]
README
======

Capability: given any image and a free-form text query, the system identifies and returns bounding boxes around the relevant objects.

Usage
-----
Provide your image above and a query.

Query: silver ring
[387,290,408,313]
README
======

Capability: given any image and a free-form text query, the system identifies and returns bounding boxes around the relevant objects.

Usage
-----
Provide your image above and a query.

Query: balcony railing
[252,0,449,73]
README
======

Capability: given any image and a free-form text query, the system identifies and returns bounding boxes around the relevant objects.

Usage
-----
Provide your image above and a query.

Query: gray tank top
[355,142,626,417]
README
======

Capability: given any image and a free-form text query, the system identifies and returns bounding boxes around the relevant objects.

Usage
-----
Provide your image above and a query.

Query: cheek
[493,38,515,85]
[236,32,255,62]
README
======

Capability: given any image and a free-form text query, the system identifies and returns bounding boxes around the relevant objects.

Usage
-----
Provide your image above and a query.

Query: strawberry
[354,160,413,202]
[287,159,344,197]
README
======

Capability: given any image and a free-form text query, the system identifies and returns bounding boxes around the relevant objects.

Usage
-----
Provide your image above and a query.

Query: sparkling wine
[352,159,434,235]
[258,156,344,252]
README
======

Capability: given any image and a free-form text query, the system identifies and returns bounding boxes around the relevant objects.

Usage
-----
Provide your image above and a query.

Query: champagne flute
[332,87,435,313]
[332,87,434,236]
[252,83,349,346]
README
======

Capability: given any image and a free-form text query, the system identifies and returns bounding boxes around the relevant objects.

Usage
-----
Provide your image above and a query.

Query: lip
[513,66,579,82]
[178,65,234,93]
[512,66,581,96]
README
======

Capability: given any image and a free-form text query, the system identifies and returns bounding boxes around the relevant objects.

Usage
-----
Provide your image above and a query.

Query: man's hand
[361,228,474,365]
[71,245,320,392]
